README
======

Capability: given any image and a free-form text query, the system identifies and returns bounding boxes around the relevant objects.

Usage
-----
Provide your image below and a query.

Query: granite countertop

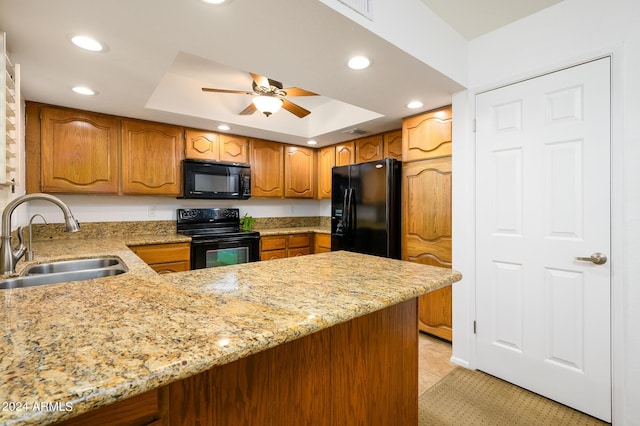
[255,226,331,236]
[0,235,461,425]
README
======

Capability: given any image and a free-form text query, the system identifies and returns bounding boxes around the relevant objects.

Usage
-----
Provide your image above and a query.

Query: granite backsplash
[28,217,331,240]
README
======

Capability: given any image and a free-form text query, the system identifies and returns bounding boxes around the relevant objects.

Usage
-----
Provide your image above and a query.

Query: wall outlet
[148,205,156,217]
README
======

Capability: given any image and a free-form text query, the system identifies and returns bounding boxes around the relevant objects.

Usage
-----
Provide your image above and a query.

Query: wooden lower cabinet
[166,298,417,425]
[130,242,191,274]
[53,299,417,426]
[260,233,312,260]
[56,387,167,426]
[314,233,332,254]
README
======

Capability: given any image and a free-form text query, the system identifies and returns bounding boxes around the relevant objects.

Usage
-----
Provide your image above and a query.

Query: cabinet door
[402,106,452,162]
[284,146,315,198]
[317,146,335,199]
[314,233,332,254]
[250,139,284,197]
[355,135,383,163]
[41,107,119,194]
[185,129,219,161]
[383,130,403,161]
[402,156,452,341]
[335,141,355,166]
[122,120,184,195]
[219,134,248,163]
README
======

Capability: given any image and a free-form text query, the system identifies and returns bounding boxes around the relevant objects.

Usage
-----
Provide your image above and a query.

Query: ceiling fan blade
[249,73,270,88]
[239,103,257,115]
[282,99,311,118]
[202,88,253,95]
[283,87,318,97]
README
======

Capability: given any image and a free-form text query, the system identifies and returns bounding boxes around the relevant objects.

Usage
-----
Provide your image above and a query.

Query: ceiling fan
[202,73,318,118]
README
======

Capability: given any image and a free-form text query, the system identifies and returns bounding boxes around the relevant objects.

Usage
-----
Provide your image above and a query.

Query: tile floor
[418,332,457,396]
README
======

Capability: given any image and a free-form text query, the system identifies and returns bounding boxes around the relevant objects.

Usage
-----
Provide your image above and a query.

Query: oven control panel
[177,208,240,224]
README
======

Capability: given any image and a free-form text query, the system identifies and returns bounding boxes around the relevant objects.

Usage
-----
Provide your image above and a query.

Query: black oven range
[176,208,260,269]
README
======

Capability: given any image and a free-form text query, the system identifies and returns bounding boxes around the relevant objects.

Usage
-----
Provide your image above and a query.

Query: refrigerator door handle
[343,188,350,235]
[347,188,355,235]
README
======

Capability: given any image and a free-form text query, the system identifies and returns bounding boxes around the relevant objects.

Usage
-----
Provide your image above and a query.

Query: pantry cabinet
[284,145,315,198]
[402,156,452,341]
[40,107,119,194]
[185,129,248,163]
[250,138,284,197]
[402,106,452,162]
[121,119,184,196]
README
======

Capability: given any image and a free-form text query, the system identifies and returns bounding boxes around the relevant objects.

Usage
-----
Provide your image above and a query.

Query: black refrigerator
[331,158,401,259]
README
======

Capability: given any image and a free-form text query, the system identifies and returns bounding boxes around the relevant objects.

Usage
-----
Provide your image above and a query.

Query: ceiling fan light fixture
[252,96,283,117]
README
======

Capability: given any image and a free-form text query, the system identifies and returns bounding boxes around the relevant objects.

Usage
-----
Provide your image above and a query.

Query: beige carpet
[419,367,610,426]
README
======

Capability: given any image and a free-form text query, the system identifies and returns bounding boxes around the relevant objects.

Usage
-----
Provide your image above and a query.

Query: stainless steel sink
[23,257,123,275]
[0,257,128,290]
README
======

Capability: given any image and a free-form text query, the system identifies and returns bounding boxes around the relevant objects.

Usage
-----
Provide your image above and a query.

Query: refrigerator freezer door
[331,165,351,251]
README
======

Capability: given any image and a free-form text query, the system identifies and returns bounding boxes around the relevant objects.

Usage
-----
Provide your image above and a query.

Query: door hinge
[472,118,477,133]
[473,320,477,334]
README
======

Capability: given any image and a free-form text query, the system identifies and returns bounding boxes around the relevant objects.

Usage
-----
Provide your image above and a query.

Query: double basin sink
[0,257,128,290]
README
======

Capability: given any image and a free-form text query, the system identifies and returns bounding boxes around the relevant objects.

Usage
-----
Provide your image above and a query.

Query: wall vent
[337,0,373,20]
[343,128,368,135]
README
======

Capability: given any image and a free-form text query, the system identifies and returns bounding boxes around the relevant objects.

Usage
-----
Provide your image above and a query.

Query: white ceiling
[418,0,564,40]
[0,0,562,147]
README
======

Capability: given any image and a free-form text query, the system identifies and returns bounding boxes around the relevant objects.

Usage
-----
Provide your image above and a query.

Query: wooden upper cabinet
[185,129,218,161]
[335,141,355,166]
[121,119,184,195]
[219,134,248,163]
[250,139,284,197]
[185,130,248,163]
[284,146,315,198]
[383,130,403,161]
[317,145,335,199]
[402,106,452,162]
[355,135,383,163]
[40,107,119,194]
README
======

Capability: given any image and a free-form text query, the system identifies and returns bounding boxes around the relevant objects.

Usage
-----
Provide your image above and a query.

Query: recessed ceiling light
[307,140,318,145]
[407,101,423,109]
[70,35,106,52]
[348,56,371,70]
[217,124,231,131]
[72,86,97,96]
[201,0,231,4]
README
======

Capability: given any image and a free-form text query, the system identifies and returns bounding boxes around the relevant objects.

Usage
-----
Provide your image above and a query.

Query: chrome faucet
[1,193,80,274]
[22,213,48,261]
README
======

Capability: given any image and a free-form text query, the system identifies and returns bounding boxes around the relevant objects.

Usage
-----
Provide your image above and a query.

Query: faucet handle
[14,226,27,261]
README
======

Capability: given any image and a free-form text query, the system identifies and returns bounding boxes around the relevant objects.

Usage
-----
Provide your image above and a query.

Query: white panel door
[475,57,611,421]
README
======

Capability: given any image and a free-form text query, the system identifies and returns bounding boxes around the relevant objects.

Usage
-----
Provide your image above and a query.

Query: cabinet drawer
[261,236,287,251]
[261,249,287,261]
[288,233,312,248]
[150,261,191,274]
[288,247,311,257]
[130,243,191,265]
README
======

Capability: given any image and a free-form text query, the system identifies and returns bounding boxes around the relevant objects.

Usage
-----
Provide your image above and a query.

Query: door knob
[575,252,607,265]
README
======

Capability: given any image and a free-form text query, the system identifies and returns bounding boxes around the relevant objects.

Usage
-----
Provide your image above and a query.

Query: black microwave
[181,159,251,199]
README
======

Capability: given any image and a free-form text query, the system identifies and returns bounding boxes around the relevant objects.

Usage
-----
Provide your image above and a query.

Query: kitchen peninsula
[0,235,461,425]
